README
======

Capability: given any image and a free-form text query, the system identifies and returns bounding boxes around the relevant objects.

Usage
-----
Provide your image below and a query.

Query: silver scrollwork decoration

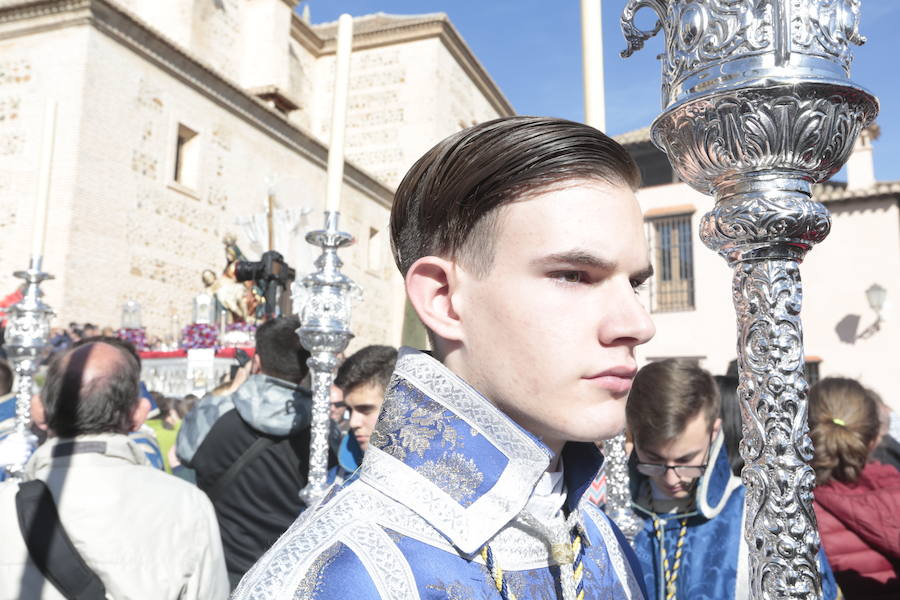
[621,1,877,598]
[294,211,355,504]
[601,433,642,540]
[4,258,54,480]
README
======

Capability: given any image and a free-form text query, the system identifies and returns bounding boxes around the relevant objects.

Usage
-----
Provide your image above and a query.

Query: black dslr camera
[234,250,296,319]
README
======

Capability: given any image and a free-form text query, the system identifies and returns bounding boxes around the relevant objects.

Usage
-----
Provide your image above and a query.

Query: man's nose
[599,280,656,346]
[663,467,681,486]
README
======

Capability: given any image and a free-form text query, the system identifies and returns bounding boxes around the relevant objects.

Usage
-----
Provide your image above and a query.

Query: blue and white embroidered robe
[235,348,647,599]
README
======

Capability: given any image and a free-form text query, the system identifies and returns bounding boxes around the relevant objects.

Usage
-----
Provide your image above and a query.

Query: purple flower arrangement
[116,328,149,352]
[181,323,219,350]
[226,322,257,334]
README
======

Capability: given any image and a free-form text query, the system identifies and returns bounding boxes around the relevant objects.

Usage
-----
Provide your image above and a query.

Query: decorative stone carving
[0,60,32,86]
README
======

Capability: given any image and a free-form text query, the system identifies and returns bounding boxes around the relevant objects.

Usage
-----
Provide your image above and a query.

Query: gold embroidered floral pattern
[504,569,562,600]
[425,579,494,600]
[372,379,461,461]
[416,453,484,505]
[371,378,489,506]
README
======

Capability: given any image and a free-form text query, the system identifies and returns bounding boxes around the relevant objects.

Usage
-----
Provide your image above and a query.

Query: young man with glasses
[626,359,838,599]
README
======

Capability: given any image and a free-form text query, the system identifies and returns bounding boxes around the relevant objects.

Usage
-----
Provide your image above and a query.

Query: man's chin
[565,422,626,444]
[576,410,626,442]
[660,484,691,498]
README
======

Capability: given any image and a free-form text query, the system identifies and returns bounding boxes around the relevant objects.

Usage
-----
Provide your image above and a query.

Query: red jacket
[814,461,900,599]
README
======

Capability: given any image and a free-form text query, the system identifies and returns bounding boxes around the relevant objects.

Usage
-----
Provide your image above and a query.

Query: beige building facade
[619,127,900,410]
[0,0,510,349]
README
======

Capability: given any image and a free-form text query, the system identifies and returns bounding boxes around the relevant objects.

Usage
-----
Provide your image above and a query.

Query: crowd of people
[0,117,896,599]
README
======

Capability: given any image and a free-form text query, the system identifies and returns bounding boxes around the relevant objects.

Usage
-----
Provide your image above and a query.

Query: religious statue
[201,269,255,325]
[221,234,265,320]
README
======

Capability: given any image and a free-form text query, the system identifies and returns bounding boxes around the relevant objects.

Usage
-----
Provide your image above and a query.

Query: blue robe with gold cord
[234,348,647,599]
[629,432,839,600]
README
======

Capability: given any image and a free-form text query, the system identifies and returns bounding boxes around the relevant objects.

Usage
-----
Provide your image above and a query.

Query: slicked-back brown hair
[626,359,720,448]
[390,116,641,277]
[808,377,880,486]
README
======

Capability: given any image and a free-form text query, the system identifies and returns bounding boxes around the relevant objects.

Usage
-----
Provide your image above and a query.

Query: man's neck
[439,347,567,460]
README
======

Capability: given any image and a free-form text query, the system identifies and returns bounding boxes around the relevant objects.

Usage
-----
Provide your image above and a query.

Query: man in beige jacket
[0,339,229,599]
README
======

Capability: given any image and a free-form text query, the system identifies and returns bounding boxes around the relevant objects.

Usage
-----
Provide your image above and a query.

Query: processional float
[295,14,357,503]
[610,0,877,598]
[5,102,57,480]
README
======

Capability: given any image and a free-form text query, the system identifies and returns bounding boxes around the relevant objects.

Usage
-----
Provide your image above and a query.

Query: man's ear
[251,353,262,374]
[30,394,48,432]
[130,395,151,432]
[405,256,463,344]
[712,417,722,439]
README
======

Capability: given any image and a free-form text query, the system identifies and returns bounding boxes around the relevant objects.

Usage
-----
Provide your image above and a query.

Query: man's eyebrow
[640,448,702,463]
[532,250,617,270]
[533,250,655,281]
[631,264,654,283]
[674,449,703,463]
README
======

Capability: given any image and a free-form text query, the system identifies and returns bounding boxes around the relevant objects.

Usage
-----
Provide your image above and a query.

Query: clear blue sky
[304,1,900,183]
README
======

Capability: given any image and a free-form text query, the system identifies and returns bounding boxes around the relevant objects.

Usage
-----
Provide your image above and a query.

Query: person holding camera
[176,316,327,589]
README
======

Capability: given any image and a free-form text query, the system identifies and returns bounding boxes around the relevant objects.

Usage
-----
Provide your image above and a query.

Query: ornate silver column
[601,433,642,539]
[294,211,355,503]
[3,258,54,479]
[620,1,877,598]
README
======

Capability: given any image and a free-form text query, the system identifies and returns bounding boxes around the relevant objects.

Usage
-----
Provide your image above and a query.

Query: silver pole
[4,256,54,480]
[295,211,354,503]
[601,432,642,539]
[620,1,877,598]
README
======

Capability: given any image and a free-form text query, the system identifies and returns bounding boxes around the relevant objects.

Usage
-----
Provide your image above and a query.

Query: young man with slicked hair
[236,117,655,599]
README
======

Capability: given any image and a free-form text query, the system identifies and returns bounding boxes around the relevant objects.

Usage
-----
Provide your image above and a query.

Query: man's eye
[631,279,648,293]
[552,271,585,284]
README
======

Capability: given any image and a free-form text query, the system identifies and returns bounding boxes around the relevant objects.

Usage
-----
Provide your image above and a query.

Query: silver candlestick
[601,432,642,540]
[620,1,877,598]
[4,257,54,479]
[294,211,355,503]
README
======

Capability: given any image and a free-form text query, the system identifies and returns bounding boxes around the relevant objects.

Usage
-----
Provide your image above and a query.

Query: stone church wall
[0,1,509,351]
[0,9,401,350]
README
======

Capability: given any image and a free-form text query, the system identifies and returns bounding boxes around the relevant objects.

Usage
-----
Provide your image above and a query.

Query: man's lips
[583,366,638,394]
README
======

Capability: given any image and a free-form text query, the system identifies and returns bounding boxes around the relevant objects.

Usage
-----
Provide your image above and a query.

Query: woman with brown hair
[809,377,900,599]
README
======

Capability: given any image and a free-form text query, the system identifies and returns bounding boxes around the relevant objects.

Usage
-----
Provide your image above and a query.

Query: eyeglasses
[636,431,715,480]
[635,462,707,479]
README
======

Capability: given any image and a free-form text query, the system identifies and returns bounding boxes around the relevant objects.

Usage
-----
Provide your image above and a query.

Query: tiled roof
[312,12,448,39]
[813,180,900,203]
[613,126,652,146]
